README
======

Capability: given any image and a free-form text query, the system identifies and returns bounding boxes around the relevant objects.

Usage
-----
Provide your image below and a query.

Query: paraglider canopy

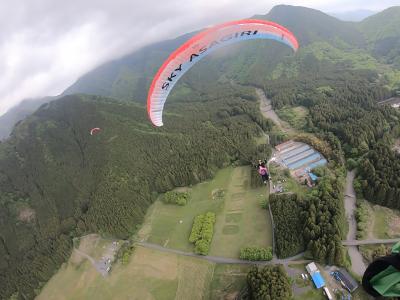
[90,127,101,135]
[147,19,299,127]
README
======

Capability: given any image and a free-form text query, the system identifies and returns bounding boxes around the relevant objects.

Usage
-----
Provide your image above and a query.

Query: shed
[306,262,325,289]
[323,287,333,300]
[338,268,358,293]
[310,272,325,289]
[309,172,318,182]
[306,262,318,274]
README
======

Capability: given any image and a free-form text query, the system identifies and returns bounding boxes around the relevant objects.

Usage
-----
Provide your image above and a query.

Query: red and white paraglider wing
[90,127,101,135]
[147,19,299,127]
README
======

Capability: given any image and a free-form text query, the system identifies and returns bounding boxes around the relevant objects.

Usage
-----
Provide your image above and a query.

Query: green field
[38,244,214,300]
[294,289,325,300]
[360,203,400,239]
[373,208,389,239]
[141,166,272,258]
[38,237,253,300]
[276,106,309,130]
[208,264,251,299]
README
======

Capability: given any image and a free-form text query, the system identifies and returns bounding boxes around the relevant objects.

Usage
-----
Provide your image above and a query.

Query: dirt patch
[78,234,100,253]
[393,139,400,154]
[225,212,243,223]
[231,192,245,200]
[18,207,35,222]
[212,189,225,200]
[222,225,240,235]
[388,210,400,237]
[224,292,239,300]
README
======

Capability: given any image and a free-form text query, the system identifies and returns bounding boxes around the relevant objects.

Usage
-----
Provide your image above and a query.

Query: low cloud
[0,0,397,115]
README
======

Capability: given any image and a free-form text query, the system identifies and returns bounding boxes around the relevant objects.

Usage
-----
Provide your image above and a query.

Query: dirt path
[137,241,307,265]
[344,170,367,276]
[256,88,294,134]
[343,238,400,246]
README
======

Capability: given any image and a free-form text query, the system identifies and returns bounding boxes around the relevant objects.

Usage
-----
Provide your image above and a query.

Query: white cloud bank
[0,0,398,115]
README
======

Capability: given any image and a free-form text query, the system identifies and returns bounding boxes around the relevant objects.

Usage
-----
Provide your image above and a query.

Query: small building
[338,269,358,293]
[309,172,318,182]
[323,287,333,300]
[306,262,326,289]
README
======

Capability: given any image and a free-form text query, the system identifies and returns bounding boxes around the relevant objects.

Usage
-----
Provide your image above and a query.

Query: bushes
[189,212,216,255]
[355,201,370,239]
[259,197,268,209]
[240,246,272,261]
[162,191,189,206]
[116,242,136,265]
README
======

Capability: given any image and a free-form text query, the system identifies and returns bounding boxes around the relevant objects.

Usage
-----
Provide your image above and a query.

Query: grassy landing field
[38,244,214,300]
[38,237,252,300]
[139,166,272,258]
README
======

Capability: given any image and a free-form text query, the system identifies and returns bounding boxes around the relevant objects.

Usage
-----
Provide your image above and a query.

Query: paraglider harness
[362,242,400,297]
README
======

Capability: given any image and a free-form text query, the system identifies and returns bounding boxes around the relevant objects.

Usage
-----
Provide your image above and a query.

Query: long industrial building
[274,140,327,182]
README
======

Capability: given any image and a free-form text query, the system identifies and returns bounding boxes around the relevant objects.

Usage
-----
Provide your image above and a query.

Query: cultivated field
[140,166,272,257]
[209,166,272,257]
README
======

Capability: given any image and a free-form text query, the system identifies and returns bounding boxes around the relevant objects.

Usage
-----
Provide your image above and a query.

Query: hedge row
[240,246,273,261]
[189,212,216,255]
[163,191,189,206]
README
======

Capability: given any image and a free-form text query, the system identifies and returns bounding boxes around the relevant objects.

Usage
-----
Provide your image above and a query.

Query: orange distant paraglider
[90,127,101,135]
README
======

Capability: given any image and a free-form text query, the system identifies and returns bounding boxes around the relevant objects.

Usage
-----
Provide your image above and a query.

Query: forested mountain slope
[1,4,400,299]
[0,97,54,140]
[359,6,400,68]
[0,85,270,299]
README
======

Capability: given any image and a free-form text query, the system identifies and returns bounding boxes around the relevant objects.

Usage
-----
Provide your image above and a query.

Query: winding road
[257,88,294,134]
[343,171,367,276]
[342,239,400,246]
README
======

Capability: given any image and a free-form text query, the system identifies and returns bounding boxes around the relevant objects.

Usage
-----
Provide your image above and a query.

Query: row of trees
[189,212,216,255]
[354,201,370,239]
[357,142,400,210]
[301,167,346,265]
[162,191,190,206]
[269,193,305,258]
[239,247,272,261]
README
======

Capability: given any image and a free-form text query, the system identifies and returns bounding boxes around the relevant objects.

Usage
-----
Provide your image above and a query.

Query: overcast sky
[0,0,398,116]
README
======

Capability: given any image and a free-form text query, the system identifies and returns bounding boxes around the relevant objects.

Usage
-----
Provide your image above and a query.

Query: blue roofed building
[306,262,326,289]
[311,271,325,288]
[309,172,318,182]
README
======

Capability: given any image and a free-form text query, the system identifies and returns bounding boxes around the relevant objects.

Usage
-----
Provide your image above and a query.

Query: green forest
[0,85,269,299]
[1,4,400,299]
[245,265,292,300]
[269,193,304,258]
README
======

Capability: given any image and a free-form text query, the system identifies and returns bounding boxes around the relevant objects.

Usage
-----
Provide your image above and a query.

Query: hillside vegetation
[0,85,269,299]
[1,4,400,299]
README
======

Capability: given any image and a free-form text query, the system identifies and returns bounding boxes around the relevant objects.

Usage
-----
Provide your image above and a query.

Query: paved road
[137,241,307,265]
[342,238,400,246]
[343,170,367,276]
